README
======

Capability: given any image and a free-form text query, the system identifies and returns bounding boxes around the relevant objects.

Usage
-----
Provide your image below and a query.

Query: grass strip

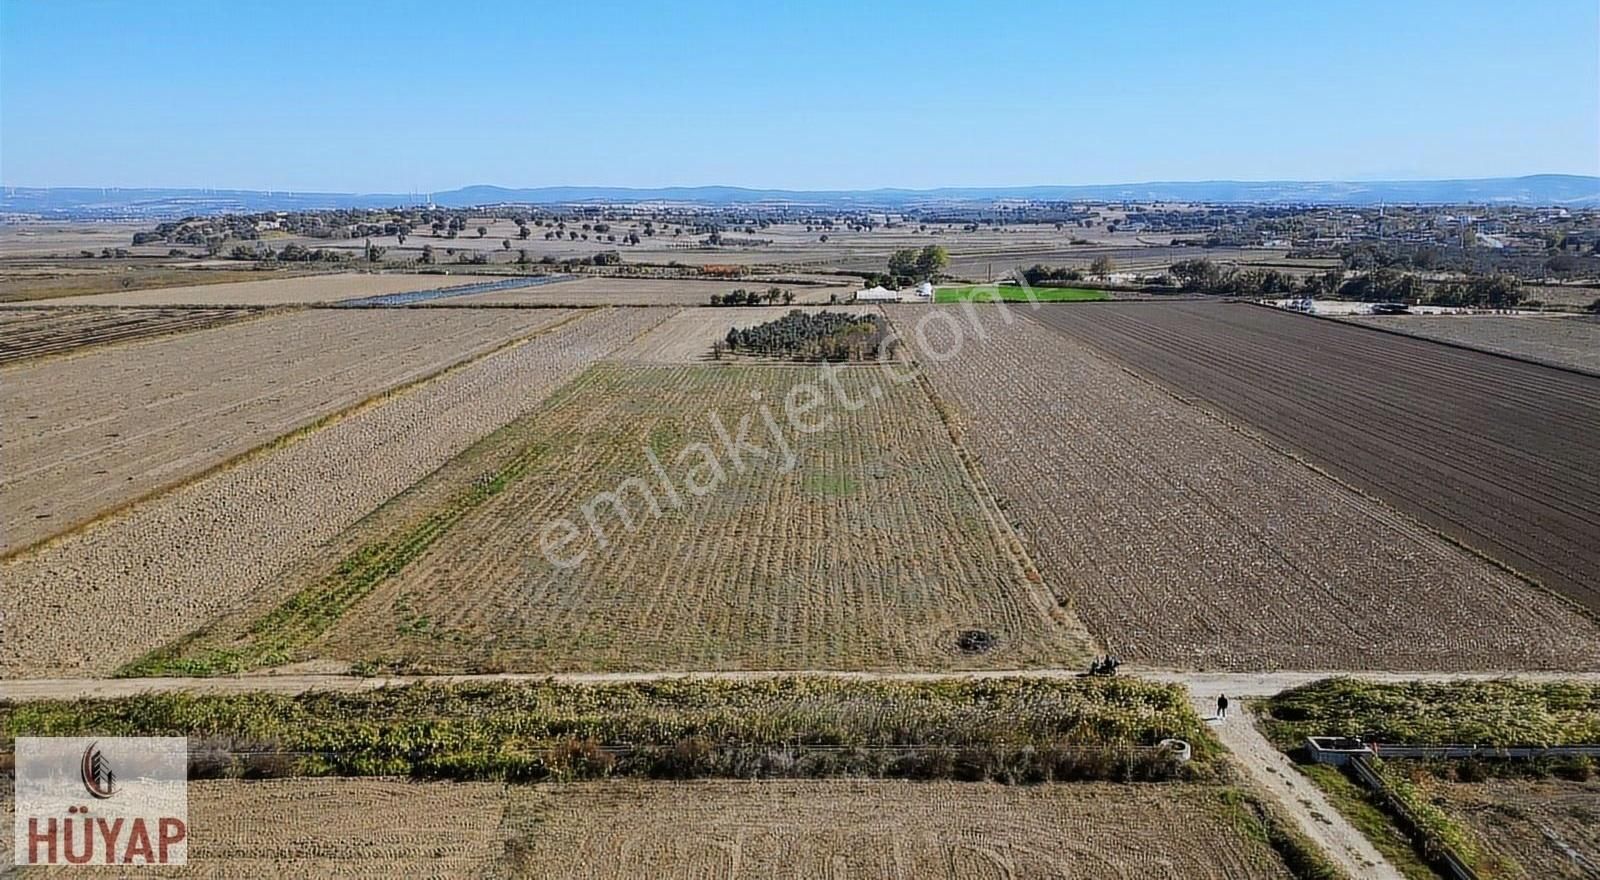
[4,678,1214,783]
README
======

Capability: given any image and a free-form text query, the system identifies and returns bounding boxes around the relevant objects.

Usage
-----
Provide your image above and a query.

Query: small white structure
[853,285,901,303]
[913,281,934,300]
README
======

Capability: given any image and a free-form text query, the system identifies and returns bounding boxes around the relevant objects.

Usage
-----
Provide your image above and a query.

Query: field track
[1029,302,1600,614]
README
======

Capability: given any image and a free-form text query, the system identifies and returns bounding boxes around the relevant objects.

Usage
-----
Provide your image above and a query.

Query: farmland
[446,275,851,306]
[0,307,578,553]
[0,306,257,362]
[503,780,1297,880]
[935,284,1110,303]
[17,271,493,306]
[893,305,1600,670]
[133,362,1092,674]
[0,778,1302,879]
[614,304,881,362]
[1419,778,1600,879]
[1349,313,1600,375]
[1029,301,1600,615]
[0,308,668,677]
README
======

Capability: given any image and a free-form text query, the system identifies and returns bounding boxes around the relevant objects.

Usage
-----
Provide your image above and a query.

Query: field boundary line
[0,307,600,563]
[1020,308,1600,631]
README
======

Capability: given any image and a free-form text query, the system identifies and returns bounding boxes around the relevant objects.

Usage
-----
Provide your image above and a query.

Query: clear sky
[2,0,1596,191]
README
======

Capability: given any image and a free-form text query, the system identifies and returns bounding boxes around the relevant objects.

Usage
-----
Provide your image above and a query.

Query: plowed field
[894,305,1600,670]
[1029,302,1600,615]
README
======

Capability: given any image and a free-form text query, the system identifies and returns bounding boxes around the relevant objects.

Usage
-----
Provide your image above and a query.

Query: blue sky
[2,0,1596,191]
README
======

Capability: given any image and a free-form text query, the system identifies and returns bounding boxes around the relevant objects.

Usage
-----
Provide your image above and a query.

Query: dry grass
[0,308,669,677]
[170,361,1089,673]
[892,305,1600,670]
[1,778,1296,878]
[0,308,576,553]
[0,266,310,302]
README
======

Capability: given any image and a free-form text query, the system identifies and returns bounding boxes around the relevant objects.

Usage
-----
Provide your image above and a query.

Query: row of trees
[1166,258,1526,307]
[709,287,795,307]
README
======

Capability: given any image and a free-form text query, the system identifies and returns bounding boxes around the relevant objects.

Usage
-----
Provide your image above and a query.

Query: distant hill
[4,175,1596,218]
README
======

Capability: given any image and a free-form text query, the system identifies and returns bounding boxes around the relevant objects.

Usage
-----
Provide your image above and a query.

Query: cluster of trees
[227,243,346,262]
[718,310,890,362]
[1020,264,1084,285]
[1165,258,1526,307]
[886,245,949,282]
[710,287,795,307]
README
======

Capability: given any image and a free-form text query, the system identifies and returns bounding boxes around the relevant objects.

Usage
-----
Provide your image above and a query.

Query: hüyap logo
[79,743,117,800]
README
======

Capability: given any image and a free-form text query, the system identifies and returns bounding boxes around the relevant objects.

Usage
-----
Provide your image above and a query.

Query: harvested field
[892,305,1600,670]
[0,308,668,677]
[146,362,1090,674]
[0,777,511,878]
[613,304,879,362]
[503,780,1296,880]
[0,308,577,553]
[21,271,494,306]
[1422,778,1600,879]
[1349,313,1600,375]
[0,779,1296,879]
[1028,301,1600,614]
[446,275,849,306]
[0,307,256,363]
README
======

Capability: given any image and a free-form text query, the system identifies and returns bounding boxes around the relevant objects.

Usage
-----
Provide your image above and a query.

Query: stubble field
[0,307,669,677]
[0,306,257,363]
[0,778,1297,879]
[894,304,1600,670]
[140,361,1091,674]
[19,271,495,306]
[1031,301,1600,614]
[0,308,578,552]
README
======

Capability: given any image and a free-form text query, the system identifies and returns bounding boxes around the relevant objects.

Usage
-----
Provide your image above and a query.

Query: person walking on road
[1216,693,1230,721]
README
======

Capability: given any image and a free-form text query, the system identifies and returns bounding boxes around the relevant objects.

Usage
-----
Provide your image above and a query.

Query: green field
[934,285,1110,304]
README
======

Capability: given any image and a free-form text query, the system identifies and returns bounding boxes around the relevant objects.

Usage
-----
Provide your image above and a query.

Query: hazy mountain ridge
[4,175,1596,218]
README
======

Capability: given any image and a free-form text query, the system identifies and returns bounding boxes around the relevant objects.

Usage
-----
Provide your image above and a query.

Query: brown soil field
[446,275,849,306]
[1030,302,1600,615]
[506,780,1294,880]
[175,361,1089,673]
[0,307,257,362]
[0,308,577,554]
[1349,314,1600,375]
[614,304,881,362]
[1423,778,1600,878]
[0,777,510,877]
[892,305,1600,670]
[20,271,497,306]
[0,779,1294,878]
[0,265,313,303]
[0,308,669,677]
